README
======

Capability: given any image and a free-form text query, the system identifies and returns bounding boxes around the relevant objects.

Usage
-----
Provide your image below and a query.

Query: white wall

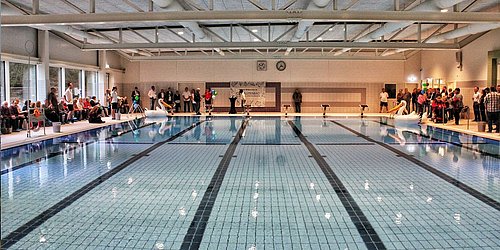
[121,59,405,112]
[1,27,38,57]
[49,33,97,66]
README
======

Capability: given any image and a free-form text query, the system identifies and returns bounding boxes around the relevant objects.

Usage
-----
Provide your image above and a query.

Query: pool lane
[198,118,368,250]
[0,118,200,247]
[0,119,153,175]
[296,118,499,249]
[336,118,499,202]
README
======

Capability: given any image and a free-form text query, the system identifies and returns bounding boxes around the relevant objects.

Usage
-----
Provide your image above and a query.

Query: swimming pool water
[1,116,499,249]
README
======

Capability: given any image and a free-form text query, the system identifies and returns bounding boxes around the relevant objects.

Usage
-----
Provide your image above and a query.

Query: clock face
[276,61,286,71]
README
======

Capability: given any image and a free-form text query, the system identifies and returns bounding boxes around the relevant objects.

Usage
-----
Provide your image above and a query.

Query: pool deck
[1,112,498,150]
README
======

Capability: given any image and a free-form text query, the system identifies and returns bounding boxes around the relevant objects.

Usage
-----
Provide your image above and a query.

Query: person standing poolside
[484,86,500,133]
[111,86,119,119]
[472,86,481,121]
[452,88,464,125]
[64,82,74,123]
[379,88,389,113]
[239,89,246,109]
[182,87,191,112]
[148,86,157,110]
[174,90,181,113]
[292,89,302,113]
[193,88,201,115]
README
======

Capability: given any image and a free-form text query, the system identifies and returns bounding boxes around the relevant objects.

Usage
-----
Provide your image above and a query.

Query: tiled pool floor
[1,117,499,249]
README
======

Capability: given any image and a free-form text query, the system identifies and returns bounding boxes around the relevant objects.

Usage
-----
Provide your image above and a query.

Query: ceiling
[1,0,499,60]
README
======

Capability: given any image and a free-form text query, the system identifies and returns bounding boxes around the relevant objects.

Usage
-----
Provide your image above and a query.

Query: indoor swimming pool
[1,116,499,250]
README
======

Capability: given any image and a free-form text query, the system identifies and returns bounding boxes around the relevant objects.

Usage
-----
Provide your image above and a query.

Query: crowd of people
[380,84,500,133]
[1,82,120,134]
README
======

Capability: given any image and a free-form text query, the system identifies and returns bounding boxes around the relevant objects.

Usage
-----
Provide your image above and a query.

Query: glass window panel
[65,68,81,98]
[1,62,5,102]
[9,62,36,102]
[85,71,97,98]
[49,67,60,93]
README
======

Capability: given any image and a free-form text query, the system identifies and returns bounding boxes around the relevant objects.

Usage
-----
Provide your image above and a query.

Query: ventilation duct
[284,0,330,55]
[382,23,500,56]
[334,0,468,56]
[152,0,224,56]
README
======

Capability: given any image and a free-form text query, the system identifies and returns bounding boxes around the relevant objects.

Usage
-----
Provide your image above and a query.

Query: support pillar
[98,50,107,101]
[487,50,500,87]
[37,30,50,101]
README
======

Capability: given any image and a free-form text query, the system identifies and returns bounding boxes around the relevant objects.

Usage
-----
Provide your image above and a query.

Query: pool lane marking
[372,120,500,159]
[288,121,386,250]
[331,120,500,211]
[181,119,248,250]
[0,121,204,249]
[0,121,156,176]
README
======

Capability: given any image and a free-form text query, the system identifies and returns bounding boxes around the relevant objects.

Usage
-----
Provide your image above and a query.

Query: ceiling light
[253,38,259,42]
[317,37,323,41]
[177,31,184,35]
[251,29,258,33]
[328,28,333,31]
[440,9,448,12]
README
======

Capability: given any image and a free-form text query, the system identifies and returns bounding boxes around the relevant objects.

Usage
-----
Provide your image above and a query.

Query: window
[65,68,81,98]
[1,62,5,102]
[384,83,397,99]
[85,71,97,98]
[9,62,36,102]
[49,67,60,93]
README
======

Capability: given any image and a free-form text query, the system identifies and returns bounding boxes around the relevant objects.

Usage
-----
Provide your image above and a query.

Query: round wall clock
[276,60,286,71]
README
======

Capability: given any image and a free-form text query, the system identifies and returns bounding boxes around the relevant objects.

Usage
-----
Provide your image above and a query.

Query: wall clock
[276,60,286,71]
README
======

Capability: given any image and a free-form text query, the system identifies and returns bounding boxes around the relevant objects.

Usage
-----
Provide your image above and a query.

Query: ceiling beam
[127,28,153,43]
[128,54,406,61]
[272,24,297,42]
[279,0,297,10]
[3,11,499,26]
[200,25,229,42]
[60,0,86,14]
[2,0,31,15]
[238,24,266,42]
[247,0,268,10]
[122,0,144,12]
[81,41,460,50]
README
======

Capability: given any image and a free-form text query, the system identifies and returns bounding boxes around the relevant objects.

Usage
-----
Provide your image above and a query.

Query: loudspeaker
[455,51,462,63]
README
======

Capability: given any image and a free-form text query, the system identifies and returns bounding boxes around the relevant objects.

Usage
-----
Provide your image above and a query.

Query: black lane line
[0,122,155,175]
[288,121,386,250]
[181,119,248,250]
[240,143,301,145]
[168,142,227,145]
[0,121,204,249]
[331,120,500,211]
[373,120,500,159]
[315,142,375,146]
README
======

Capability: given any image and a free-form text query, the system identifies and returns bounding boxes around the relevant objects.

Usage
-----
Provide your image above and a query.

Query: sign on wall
[230,81,266,107]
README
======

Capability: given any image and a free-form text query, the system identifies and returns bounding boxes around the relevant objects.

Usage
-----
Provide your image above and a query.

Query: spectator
[484,86,499,133]
[65,82,74,123]
[47,87,59,122]
[292,89,301,113]
[173,90,181,113]
[451,88,464,125]
[479,88,488,122]
[1,101,19,132]
[193,88,201,115]
[73,99,82,121]
[182,87,191,112]
[472,86,480,122]
[166,87,174,107]
[111,86,120,119]
[403,88,411,113]
[411,88,418,112]
[148,86,157,110]
[379,88,389,113]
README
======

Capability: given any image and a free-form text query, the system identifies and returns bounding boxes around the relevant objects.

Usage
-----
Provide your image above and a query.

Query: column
[37,30,50,101]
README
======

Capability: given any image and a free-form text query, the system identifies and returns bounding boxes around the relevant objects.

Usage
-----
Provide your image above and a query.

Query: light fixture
[328,27,333,31]
[253,38,259,42]
[317,37,323,41]
[251,29,258,33]
[440,9,448,12]
[408,75,417,82]
[177,31,184,35]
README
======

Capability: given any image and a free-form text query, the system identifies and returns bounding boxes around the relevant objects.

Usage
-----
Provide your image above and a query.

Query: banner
[230,82,266,107]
